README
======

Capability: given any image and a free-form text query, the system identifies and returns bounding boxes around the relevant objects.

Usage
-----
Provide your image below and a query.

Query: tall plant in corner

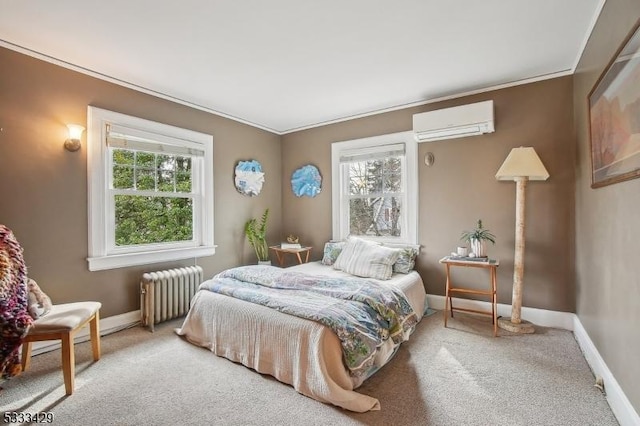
[245,208,270,262]
[460,219,496,257]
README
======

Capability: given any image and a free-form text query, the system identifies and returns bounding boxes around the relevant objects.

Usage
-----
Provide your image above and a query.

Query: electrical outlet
[594,376,605,394]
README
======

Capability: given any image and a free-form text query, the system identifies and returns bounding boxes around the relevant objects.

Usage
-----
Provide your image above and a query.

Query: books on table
[448,254,491,262]
[280,242,302,249]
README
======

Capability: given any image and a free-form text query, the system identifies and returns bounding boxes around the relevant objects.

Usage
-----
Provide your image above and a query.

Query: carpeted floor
[1,311,619,426]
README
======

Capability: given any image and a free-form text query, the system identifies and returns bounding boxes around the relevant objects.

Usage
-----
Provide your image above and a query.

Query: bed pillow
[321,241,345,266]
[333,238,401,280]
[383,243,420,274]
[332,237,370,271]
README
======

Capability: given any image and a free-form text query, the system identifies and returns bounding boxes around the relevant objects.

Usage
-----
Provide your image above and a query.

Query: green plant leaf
[460,219,496,244]
[245,208,270,261]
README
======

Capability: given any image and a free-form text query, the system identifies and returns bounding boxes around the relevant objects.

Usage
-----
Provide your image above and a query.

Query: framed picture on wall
[588,18,640,188]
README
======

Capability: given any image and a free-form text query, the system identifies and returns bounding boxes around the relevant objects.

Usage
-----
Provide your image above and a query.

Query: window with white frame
[331,131,418,244]
[87,106,215,271]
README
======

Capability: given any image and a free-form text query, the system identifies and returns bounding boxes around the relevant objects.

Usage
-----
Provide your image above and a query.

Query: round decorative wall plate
[291,164,322,197]
[234,160,265,196]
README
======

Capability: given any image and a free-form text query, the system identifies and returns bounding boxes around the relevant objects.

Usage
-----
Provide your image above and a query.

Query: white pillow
[333,238,401,280]
[332,237,367,270]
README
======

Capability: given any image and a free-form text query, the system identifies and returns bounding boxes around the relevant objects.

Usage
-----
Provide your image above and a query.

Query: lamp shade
[495,147,549,181]
[67,124,85,140]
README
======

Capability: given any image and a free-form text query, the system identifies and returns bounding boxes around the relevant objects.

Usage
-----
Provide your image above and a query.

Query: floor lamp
[495,147,549,334]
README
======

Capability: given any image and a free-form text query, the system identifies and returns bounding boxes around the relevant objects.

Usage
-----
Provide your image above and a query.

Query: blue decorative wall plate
[291,164,322,197]
[234,160,265,196]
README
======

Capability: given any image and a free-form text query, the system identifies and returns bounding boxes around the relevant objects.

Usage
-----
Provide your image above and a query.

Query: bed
[176,240,427,412]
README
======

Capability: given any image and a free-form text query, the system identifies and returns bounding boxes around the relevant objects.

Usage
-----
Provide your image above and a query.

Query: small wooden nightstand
[269,246,312,267]
[439,256,500,337]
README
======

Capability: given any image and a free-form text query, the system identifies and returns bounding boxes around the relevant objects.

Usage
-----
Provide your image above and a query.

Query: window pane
[176,171,191,192]
[349,196,402,237]
[175,157,192,192]
[176,156,191,173]
[384,158,402,192]
[367,160,383,193]
[157,169,175,192]
[112,149,135,189]
[136,168,155,190]
[349,160,383,195]
[349,162,369,195]
[156,154,173,167]
[113,149,134,165]
[114,195,193,246]
[137,152,155,168]
[113,165,134,189]
[156,153,174,188]
[385,171,402,192]
[348,159,403,195]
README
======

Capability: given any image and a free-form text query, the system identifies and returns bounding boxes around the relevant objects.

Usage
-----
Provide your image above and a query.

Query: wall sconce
[65,124,85,152]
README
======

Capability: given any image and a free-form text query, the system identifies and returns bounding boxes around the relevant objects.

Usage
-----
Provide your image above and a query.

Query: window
[87,107,215,271]
[331,131,417,244]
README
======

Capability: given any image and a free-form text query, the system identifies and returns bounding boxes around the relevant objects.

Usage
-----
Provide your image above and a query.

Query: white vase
[258,260,271,266]
[470,239,487,257]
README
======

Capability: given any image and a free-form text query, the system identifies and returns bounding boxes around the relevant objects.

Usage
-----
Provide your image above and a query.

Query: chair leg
[90,311,101,362]
[21,341,33,372]
[61,332,75,395]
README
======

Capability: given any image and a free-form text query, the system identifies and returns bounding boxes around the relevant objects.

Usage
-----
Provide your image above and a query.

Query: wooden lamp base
[497,317,535,334]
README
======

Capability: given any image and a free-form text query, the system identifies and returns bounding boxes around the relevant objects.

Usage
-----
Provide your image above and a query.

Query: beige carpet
[1,311,619,425]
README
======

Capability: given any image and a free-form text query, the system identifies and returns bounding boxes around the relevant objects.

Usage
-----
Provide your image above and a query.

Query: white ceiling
[0,1,603,134]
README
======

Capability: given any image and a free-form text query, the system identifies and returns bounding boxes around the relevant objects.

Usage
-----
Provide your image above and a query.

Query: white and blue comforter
[200,265,418,377]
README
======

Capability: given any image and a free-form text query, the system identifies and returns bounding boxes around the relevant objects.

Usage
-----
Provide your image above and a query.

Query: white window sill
[87,246,216,271]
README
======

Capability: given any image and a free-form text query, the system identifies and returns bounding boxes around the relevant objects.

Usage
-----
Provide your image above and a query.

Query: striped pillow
[332,238,364,271]
[333,238,401,280]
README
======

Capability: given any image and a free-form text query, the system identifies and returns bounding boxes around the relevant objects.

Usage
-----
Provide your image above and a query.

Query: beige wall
[282,77,576,312]
[0,47,282,318]
[573,0,640,412]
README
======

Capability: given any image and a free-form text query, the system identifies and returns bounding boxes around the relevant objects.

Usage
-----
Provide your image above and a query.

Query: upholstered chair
[21,301,102,395]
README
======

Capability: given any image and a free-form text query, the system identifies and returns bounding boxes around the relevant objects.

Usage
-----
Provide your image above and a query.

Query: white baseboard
[426,294,575,329]
[426,294,639,426]
[573,316,640,426]
[30,310,141,356]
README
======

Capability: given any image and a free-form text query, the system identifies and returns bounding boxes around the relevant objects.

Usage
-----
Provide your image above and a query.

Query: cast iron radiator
[140,265,203,331]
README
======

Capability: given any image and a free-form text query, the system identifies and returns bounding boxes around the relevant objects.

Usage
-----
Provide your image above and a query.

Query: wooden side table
[439,256,500,337]
[269,246,312,267]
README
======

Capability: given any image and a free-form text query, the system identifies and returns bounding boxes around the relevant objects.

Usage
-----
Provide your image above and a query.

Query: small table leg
[444,264,451,327]
[492,267,498,337]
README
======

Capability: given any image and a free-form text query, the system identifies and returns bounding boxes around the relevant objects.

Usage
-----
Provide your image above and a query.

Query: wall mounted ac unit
[412,100,495,142]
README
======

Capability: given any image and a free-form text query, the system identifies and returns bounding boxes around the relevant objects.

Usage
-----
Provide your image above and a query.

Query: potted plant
[460,219,496,257]
[245,208,270,264]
